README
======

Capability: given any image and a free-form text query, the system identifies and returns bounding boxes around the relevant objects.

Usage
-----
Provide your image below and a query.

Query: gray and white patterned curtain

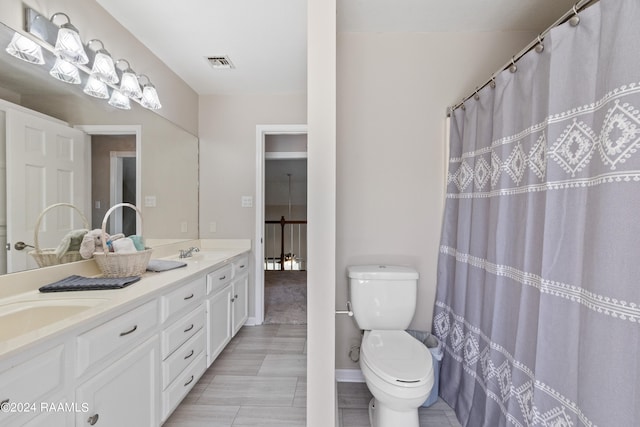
[433,1,640,426]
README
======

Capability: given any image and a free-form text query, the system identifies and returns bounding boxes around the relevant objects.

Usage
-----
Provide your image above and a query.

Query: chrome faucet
[179,247,200,258]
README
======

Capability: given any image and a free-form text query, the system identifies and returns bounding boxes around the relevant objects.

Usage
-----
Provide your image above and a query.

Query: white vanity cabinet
[75,336,158,427]
[0,345,67,427]
[75,299,160,427]
[231,256,249,336]
[160,275,207,422]
[206,254,249,366]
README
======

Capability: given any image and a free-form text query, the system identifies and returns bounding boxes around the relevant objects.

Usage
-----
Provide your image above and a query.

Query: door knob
[14,241,34,251]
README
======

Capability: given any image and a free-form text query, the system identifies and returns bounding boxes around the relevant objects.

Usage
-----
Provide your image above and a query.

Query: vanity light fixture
[20,7,162,111]
[50,13,88,65]
[108,89,131,110]
[87,39,118,84]
[83,76,110,99]
[138,74,162,110]
[49,57,81,84]
[116,59,142,99]
[5,32,44,64]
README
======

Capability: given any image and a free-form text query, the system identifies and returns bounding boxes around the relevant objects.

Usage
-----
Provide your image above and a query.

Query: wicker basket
[93,203,152,277]
[29,203,89,268]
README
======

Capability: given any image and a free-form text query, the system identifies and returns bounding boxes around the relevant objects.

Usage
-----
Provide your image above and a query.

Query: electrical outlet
[144,195,157,207]
[209,222,217,233]
[180,221,188,233]
[241,196,253,208]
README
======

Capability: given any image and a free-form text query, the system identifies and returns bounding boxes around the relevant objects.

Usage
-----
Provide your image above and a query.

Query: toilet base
[368,397,419,427]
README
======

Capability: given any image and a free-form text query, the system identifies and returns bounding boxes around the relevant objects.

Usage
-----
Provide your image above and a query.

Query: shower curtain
[433,1,640,426]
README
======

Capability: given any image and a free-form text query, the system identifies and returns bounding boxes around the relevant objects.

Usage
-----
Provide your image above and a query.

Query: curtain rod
[447,0,599,116]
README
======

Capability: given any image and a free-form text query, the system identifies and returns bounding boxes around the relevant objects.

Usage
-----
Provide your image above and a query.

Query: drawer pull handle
[231,297,235,302]
[239,265,245,268]
[184,349,195,360]
[184,293,194,300]
[184,375,194,387]
[235,294,238,299]
[184,324,194,333]
[219,275,226,280]
[87,413,99,425]
[119,325,138,336]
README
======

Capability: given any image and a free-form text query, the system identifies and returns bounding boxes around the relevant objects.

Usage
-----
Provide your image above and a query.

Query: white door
[5,108,87,273]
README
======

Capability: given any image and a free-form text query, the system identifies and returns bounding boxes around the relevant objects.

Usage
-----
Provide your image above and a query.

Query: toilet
[348,265,434,427]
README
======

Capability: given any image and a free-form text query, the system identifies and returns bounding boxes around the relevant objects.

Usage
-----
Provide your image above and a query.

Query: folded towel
[146,259,187,272]
[54,229,89,259]
[112,237,137,254]
[39,275,141,292]
[128,235,145,251]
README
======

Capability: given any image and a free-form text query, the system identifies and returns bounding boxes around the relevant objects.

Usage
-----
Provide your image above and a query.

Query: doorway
[76,125,141,234]
[255,124,308,325]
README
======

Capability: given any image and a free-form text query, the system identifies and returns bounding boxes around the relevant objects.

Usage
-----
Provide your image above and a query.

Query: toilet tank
[347,265,419,330]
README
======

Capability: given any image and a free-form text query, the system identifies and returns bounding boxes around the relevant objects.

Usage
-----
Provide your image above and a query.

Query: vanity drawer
[162,352,206,421]
[0,345,64,424]
[162,329,205,389]
[232,255,249,277]
[161,304,205,359]
[207,264,232,294]
[161,276,206,322]
[76,300,158,376]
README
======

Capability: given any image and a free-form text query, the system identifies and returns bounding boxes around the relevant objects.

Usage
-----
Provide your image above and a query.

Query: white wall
[335,31,537,370]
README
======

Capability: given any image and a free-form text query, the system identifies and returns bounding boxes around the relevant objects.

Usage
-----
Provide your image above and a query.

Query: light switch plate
[241,196,253,208]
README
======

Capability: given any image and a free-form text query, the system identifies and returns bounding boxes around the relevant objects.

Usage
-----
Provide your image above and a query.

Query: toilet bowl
[347,265,434,427]
[360,330,434,427]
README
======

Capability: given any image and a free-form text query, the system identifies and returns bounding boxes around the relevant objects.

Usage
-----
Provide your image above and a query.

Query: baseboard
[245,317,260,326]
[336,368,365,383]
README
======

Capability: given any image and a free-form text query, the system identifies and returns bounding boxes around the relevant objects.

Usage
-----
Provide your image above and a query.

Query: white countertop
[0,243,250,361]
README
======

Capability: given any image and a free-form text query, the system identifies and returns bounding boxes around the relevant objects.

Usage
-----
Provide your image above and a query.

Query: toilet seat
[361,330,433,387]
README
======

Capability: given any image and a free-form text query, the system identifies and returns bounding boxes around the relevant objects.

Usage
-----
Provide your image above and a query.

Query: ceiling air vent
[206,56,235,69]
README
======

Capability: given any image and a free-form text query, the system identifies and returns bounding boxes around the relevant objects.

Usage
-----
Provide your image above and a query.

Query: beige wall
[335,30,537,370]
[198,94,307,316]
[0,0,198,134]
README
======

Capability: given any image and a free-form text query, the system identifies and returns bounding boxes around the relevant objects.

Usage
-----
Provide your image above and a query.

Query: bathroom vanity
[0,241,250,427]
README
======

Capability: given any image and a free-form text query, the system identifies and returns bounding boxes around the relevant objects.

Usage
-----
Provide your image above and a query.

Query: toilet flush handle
[335,301,353,317]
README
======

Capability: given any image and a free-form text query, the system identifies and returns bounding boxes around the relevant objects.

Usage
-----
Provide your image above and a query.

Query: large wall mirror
[0,20,199,274]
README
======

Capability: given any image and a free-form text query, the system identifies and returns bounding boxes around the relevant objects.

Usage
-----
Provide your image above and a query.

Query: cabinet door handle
[231,297,235,302]
[219,275,226,280]
[235,294,238,299]
[184,324,194,333]
[119,325,138,336]
[184,375,194,387]
[184,293,194,300]
[239,265,245,268]
[184,349,194,360]
[87,413,99,425]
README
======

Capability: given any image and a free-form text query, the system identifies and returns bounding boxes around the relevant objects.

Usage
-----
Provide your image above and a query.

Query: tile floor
[164,324,460,427]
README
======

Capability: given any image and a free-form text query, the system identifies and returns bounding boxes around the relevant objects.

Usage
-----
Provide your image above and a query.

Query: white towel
[112,237,138,254]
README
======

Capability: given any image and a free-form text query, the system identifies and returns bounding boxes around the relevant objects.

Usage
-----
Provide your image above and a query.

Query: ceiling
[96,0,576,96]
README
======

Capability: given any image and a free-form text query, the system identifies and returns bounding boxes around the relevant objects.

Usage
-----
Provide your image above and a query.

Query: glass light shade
[49,57,81,84]
[83,76,109,99]
[108,89,131,110]
[120,72,142,98]
[54,27,88,65]
[91,51,119,84]
[141,85,162,110]
[5,32,44,64]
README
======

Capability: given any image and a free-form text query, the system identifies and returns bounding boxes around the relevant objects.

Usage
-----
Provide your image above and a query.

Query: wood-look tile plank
[337,382,372,409]
[162,403,239,427]
[233,336,306,354]
[199,375,298,406]
[209,352,266,376]
[293,376,307,408]
[258,354,307,377]
[340,408,371,427]
[232,405,306,426]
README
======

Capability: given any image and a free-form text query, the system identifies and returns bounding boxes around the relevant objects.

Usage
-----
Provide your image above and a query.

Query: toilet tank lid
[347,265,419,280]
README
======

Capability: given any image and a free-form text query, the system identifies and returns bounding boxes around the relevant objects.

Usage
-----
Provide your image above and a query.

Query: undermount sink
[0,299,107,341]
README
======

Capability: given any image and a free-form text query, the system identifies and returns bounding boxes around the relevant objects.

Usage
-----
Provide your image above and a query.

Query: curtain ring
[460,99,466,110]
[473,87,480,101]
[489,78,496,89]
[569,3,580,26]
[509,57,517,73]
[535,34,544,53]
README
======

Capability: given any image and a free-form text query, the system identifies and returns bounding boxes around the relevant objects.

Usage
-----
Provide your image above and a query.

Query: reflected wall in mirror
[0,21,199,275]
